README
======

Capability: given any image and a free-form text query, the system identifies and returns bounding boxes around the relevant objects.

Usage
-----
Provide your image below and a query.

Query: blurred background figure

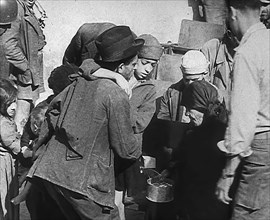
[188,0,228,25]
[201,24,239,108]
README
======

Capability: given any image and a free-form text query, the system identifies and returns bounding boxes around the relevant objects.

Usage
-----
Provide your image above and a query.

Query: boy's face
[135,58,158,80]
[7,101,17,118]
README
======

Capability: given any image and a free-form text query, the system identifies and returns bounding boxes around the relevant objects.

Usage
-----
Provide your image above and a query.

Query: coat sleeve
[0,118,21,155]
[131,85,156,134]
[107,88,141,160]
[200,39,220,82]
[20,119,32,147]
[157,89,172,121]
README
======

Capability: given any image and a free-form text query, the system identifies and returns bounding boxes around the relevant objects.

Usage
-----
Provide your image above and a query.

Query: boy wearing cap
[27,25,143,220]
[157,50,211,122]
[113,34,163,220]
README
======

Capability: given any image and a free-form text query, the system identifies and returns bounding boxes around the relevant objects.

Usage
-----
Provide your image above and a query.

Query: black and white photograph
[0,0,269,219]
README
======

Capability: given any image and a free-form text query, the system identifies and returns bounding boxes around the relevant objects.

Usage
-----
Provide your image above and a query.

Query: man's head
[223,20,240,52]
[95,25,144,81]
[226,0,261,40]
[180,50,209,85]
[135,34,163,80]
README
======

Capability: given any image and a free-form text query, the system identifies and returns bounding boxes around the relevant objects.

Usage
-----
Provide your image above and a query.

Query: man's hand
[215,175,234,204]
[21,146,33,158]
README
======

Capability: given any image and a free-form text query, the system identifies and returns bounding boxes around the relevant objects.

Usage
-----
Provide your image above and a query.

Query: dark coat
[2,0,45,86]
[29,75,141,208]
[172,115,229,220]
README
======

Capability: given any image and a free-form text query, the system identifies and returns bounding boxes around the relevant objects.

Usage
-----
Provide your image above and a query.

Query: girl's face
[7,101,17,118]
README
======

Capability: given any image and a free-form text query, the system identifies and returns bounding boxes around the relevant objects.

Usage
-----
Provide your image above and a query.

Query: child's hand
[21,146,33,158]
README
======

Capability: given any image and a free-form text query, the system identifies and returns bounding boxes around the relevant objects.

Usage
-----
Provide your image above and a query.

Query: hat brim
[103,38,145,62]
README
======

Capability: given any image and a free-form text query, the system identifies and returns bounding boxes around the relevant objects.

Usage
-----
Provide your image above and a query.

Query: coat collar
[20,0,43,35]
[236,22,266,51]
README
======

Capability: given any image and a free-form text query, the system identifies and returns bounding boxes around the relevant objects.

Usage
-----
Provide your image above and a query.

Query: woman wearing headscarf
[163,80,229,220]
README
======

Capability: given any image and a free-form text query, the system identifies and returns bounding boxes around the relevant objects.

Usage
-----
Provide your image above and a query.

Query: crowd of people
[0,0,270,220]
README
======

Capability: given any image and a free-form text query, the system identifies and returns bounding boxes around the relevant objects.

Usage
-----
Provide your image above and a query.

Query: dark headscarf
[181,80,219,113]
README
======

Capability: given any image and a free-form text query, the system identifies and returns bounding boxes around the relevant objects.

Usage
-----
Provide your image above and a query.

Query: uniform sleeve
[131,86,156,134]
[108,89,141,160]
[224,52,260,156]
[0,118,21,154]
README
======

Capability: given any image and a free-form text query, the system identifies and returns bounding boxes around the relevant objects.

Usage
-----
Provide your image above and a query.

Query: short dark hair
[48,64,78,95]
[226,0,261,10]
[0,78,17,117]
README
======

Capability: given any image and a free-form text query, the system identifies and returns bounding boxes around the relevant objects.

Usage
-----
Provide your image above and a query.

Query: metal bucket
[146,173,174,203]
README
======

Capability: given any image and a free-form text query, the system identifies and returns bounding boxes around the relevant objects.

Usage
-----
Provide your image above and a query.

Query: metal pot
[146,174,174,203]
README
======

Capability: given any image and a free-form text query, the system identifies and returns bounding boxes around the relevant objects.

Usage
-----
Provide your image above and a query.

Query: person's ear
[117,63,125,74]
[230,6,237,21]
